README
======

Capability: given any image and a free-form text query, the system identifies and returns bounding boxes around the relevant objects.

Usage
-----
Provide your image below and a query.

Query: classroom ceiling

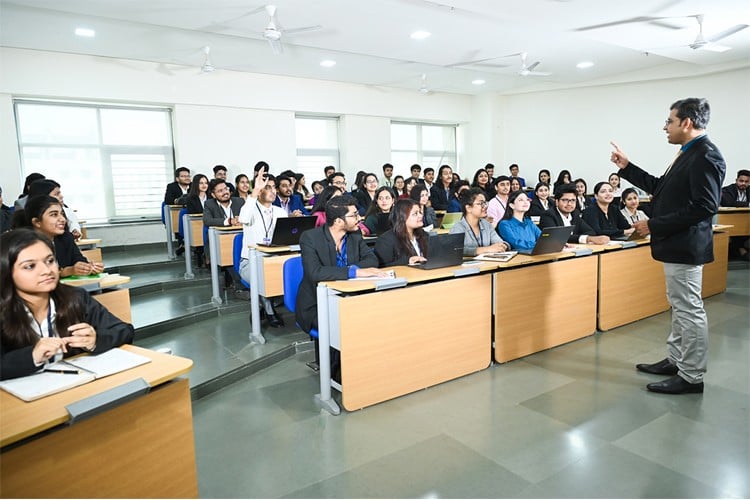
[1,0,749,96]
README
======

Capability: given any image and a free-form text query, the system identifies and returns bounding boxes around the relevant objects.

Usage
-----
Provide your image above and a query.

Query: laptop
[411,232,465,270]
[440,212,462,229]
[518,225,574,255]
[267,216,316,246]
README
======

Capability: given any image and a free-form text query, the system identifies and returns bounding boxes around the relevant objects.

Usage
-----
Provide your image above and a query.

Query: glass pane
[390,152,418,173]
[17,104,99,144]
[110,153,169,217]
[296,154,339,184]
[101,109,171,146]
[391,123,417,150]
[295,118,338,149]
[422,125,456,152]
[22,147,105,221]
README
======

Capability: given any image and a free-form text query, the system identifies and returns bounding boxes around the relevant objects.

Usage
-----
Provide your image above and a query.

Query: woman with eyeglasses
[582,181,635,238]
[364,186,396,235]
[354,173,379,215]
[410,184,438,230]
[374,199,428,267]
[449,188,509,256]
[498,190,542,251]
[620,187,649,224]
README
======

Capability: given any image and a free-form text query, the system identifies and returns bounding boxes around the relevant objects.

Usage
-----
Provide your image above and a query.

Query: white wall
[491,68,749,188]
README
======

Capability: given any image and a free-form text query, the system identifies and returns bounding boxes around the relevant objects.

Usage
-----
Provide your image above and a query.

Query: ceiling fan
[260,5,322,55]
[201,46,215,73]
[517,53,550,76]
[682,14,747,52]
[418,73,433,95]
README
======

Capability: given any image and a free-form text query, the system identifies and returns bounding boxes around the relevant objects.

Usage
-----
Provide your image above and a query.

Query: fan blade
[526,71,551,76]
[445,56,500,67]
[575,16,669,31]
[472,62,511,69]
[268,38,283,55]
[707,24,748,43]
[698,43,732,53]
[283,25,322,35]
[526,61,541,72]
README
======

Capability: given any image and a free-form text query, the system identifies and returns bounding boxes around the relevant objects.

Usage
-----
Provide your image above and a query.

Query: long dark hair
[188,174,208,196]
[310,185,342,214]
[502,189,531,221]
[0,228,83,350]
[409,184,430,205]
[365,186,396,218]
[20,195,64,229]
[390,199,428,258]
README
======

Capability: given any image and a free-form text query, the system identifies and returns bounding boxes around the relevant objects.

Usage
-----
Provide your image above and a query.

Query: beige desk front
[0,346,197,499]
[63,275,133,324]
[717,207,750,237]
[328,266,493,411]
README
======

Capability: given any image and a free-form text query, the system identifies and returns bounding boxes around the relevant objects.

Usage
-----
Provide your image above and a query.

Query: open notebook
[0,348,151,402]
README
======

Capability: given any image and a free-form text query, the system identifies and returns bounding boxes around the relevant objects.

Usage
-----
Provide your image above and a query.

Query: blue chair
[282,256,318,340]
[160,201,166,225]
[233,233,250,289]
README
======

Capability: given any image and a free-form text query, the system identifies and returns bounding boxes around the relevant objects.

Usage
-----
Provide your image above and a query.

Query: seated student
[354,173,379,215]
[14,172,45,211]
[164,167,191,205]
[720,169,750,207]
[429,165,455,211]
[392,175,405,197]
[553,170,572,193]
[183,174,209,214]
[310,185,343,227]
[540,184,609,244]
[237,172,289,332]
[487,175,511,226]
[538,169,552,185]
[203,179,245,289]
[29,179,82,240]
[374,199,429,267]
[498,191,541,251]
[399,177,418,200]
[620,187,650,225]
[509,163,526,188]
[582,181,635,239]
[294,173,313,203]
[447,180,470,213]
[234,174,251,201]
[510,177,523,194]
[274,175,309,216]
[449,188,509,256]
[1,228,134,380]
[573,178,590,213]
[528,182,552,217]
[471,168,493,199]
[409,184,437,230]
[297,195,387,375]
[20,196,103,278]
[213,165,235,196]
[364,186,396,235]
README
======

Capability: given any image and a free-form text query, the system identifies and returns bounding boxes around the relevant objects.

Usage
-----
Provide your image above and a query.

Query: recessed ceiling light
[472,79,486,85]
[576,61,594,69]
[75,27,96,38]
[320,60,336,68]
[410,30,431,40]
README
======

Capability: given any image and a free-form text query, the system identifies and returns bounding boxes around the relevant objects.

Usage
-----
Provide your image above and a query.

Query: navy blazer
[620,135,725,265]
[273,193,309,216]
[296,225,378,333]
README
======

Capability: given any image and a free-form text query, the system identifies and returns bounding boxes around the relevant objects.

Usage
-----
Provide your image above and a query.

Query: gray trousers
[664,262,708,383]
[239,258,275,314]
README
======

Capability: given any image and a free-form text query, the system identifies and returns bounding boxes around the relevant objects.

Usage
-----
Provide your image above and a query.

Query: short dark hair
[670,98,710,130]
[485,163,495,170]
[325,194,357,226]
[208,178,227,194]
[28,179,60,197]
[423,167,434,175]
[279,169,296,179]
[324,165,336,173]
[509,163,519,172]
[254,161,269,174]
[555,183,577,198]
[328,172,346,184]
[459,187,485,216]
[382,163,394,172]
[213,165,227,174]
[276,175,293,186]
[593,181,610,195]
[493,175,510,187]
[175,167,190,177]
[410,164,422,172]
[737,170,750,178]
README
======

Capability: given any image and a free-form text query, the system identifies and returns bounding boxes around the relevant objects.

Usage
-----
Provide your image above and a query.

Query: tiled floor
[190,264,748,499]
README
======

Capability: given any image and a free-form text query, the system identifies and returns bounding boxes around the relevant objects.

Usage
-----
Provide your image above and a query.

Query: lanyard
[466,219,484,248]
[494,195,506,212]
[256,203,274,241]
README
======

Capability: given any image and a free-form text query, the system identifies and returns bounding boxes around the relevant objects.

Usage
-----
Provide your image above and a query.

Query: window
[390,122,457,173]
[15,100,174,223]
[295,116,340,183]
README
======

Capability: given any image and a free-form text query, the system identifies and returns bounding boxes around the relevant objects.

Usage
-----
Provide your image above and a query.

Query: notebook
[0,348,151,402]
[440,212,462,229]
[474,251,518,262]
[267,216,316,247]
[410,232,465,270]
[518,226,574,256]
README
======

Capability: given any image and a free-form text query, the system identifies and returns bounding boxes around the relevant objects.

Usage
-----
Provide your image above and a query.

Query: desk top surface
[718,207,750,213]
[0,345,193,448]
[75,238,101,246]
[61,274,131,289]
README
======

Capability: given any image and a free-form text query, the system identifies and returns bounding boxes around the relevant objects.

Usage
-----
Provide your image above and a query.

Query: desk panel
[1,378,197,498]
[338,274,491,411]
[168,205,182,233]
[80,247,103,264]
[259,253,297,297]
[598,245,668,331]
[494,256,598,363]
[702,231,729,298]
[92,288,132,323]
[219,231,239,267]
[717,208,750,237]
[189,216,203,247]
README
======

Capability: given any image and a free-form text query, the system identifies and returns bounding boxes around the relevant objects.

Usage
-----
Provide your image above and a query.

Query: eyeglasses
[344,213,359,219]
[558,198,577,203]
[472,201,488,207]
[664,118,683,126]
[332,180,346,187]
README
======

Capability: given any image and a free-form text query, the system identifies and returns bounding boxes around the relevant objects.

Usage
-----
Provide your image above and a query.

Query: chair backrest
[160,201,166,225]
[232,233,243,274]
[177,208,188,239]
[282,256,304,313]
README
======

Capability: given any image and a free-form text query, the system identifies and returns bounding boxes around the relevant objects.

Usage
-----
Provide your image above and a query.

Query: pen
[44,368,80,375]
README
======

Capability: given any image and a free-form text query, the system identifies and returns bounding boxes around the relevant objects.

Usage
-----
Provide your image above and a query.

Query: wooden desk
[80,247,103,264]
[0,346,197,498]
[717,207,750,237]
[75,238,101,250]
[247,246,300,339]
[63,274,133,323]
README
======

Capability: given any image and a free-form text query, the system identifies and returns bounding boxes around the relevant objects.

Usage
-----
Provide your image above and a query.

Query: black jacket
[374,229,420,267]
[720,184,749,208]
[581,203,631,239]
[1,286,135,380]
[54,231,88,268]
[295,225,378,333]
[620,135,725,265]
[164,182,187,205]
[539,208,596,243]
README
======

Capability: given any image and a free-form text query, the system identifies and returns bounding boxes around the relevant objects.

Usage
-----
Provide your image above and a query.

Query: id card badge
[262,237,271,246]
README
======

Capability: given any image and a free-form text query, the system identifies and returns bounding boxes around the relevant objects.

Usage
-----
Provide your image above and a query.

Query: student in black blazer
[528,182,553,217]
[374,199,428,267]
[164,167,191,205]
[429,165,455,211]
[202,179,245,228]
[611,97,726,395]
[581,182,634,239]
[720,169,750,207]
[539,184,610,245]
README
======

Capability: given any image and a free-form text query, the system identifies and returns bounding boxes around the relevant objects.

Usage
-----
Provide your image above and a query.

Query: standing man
[382,163,394,187]
[610,97,725,395]
[213,165,236,196]
[238,172,288,334]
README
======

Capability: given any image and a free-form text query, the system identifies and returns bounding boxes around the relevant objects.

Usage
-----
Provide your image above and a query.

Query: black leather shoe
[266,313,284,328]
[647,375,704,394]
[636,358,678,376]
